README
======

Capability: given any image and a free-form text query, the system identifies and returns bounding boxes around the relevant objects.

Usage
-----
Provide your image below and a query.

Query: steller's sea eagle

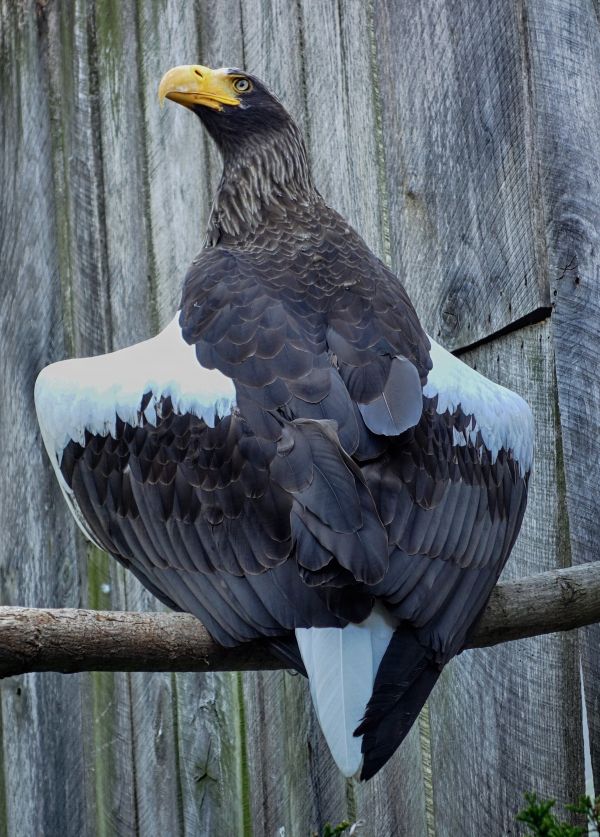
[34,65,534,780]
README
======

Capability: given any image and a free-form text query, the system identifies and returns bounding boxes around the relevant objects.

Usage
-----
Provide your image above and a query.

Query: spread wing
[353,338,533,778]
[35,237,532,780]
[34,308,392,648]
[56,407,391,645]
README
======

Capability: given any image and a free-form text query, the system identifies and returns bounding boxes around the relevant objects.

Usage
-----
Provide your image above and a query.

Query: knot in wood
[557,576,583,603]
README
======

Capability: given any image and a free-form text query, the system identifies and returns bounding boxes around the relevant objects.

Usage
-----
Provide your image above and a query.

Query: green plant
[568,794,600,828]
[323,824,349,837]
[517,791,600,836]
[314,822,355,837]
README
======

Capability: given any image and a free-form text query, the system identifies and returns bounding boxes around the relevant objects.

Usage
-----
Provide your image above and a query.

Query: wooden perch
[1,562,599,679]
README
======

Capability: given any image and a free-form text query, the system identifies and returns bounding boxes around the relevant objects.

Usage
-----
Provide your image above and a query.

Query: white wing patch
[34,313,236,463]
[296,605,396,777]
[424,337,534,473]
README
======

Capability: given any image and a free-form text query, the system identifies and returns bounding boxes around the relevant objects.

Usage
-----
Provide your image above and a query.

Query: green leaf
[516,792,585,837]
[314,822,353,837]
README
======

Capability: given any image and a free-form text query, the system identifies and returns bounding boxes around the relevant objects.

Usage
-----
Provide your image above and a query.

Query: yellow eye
[233,77,252,93]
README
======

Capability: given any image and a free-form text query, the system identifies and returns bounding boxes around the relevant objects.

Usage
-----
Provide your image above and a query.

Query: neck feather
[205,121,317,246]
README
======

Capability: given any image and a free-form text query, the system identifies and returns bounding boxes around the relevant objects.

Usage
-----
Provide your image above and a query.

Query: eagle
[34,64,534,781]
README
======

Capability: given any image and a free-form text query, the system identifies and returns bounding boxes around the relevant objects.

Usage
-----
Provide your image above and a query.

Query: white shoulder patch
[34,313,236,462]
[423,337,534,472]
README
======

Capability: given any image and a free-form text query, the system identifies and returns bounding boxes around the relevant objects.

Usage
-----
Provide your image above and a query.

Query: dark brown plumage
[36,65,533,780]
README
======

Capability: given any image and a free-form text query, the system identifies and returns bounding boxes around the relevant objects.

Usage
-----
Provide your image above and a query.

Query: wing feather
[34,211,534,782]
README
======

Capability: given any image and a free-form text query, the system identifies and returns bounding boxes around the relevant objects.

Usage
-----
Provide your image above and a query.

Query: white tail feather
[296,606,395,777]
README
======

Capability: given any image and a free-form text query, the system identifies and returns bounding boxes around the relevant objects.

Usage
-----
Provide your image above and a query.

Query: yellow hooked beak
[158,65,241,111]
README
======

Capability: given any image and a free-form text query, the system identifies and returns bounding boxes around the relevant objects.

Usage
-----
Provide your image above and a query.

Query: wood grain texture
[522,0,600,794]
[428,321,584,835]
[137,0,206,325]
[372,0,549,351]
[298,0,385,257]
[240,0,307,132]
[197,0,245,199]
[0,3,93,835]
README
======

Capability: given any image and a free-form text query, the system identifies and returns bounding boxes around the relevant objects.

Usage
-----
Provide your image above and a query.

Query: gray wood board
[298,0,386,258]
[523,0,600,793]
[428,321,584,835]
[372,0,549,351]
[0,2,91,834]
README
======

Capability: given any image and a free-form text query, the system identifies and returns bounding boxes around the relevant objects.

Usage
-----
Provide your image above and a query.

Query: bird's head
[158,64,292,154]
[158,63,314,243]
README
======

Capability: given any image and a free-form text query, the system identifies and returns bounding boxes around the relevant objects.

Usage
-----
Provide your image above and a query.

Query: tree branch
[1,562,599,679]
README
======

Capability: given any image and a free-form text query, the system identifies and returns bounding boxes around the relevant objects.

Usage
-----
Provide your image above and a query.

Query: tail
[354,625,441,780]
[296,606,395,776]
[295,606,395,777]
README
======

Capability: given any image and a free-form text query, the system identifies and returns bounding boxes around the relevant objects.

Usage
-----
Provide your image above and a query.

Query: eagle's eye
[233,77,252,93]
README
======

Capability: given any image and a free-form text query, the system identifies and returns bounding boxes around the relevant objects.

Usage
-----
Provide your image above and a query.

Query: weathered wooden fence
[1,0,599,834]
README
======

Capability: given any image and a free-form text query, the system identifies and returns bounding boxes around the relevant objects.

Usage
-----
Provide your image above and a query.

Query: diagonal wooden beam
[1,561,599,679]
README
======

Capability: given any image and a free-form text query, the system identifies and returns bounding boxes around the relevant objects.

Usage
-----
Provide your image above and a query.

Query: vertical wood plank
[522,0,600,792]
[372,0,549,350]
[85,550,138,837]
[242,670,349,834]
[94,0,154,346]
[428,322,584,835]
[45,0,112,358]
[136,0,207,324]
[0,2,91,835]
[171,634,250,834]
[297,0,385,255]
[240,0,307,132]
[171,671,222,837]
[174,670,253,837]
